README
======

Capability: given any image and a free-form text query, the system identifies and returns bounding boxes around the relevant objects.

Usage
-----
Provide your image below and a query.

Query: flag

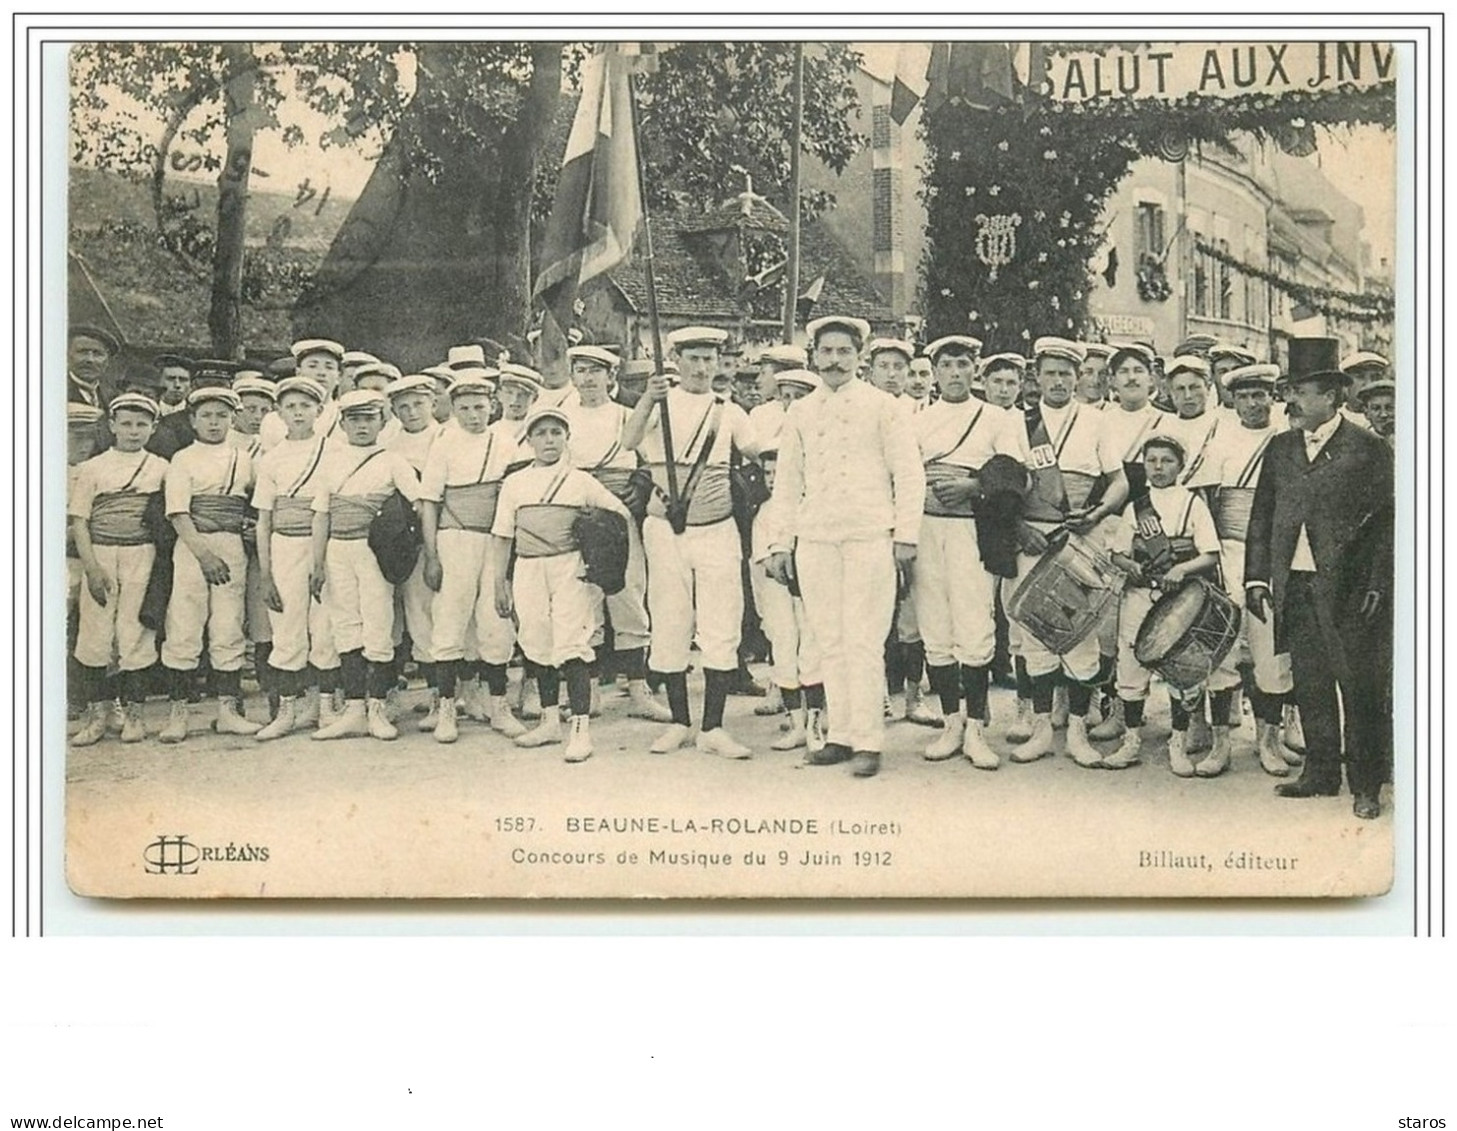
[889,44,931,124]
[795,274,826,322]
[924,43,1018,116]
[533,44,644,338]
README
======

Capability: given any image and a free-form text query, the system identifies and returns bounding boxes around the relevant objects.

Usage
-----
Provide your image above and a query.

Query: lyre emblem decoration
[974,212,1022,281]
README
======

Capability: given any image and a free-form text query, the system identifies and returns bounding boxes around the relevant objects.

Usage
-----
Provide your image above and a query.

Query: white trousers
[1209,539,1293,694]
[325,538,395,663]
[162,532,248,672]
[643,515,742,672]
[796,537,896,753]
[1006,550,1104,682]
[591,517,650,652]
[429,528,516,665]
[1115,587,1157,702]
[514,553,597,668]
[913,515,997,668]
[754,559,822,688]
[398,555,434,662]
[74,542,156,671]
[266,533,338,673]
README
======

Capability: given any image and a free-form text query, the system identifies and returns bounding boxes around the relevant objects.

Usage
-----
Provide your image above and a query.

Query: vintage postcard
[60,35,1402,899]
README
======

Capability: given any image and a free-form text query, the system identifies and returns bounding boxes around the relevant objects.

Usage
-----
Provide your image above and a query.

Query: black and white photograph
[58,35,1402,899]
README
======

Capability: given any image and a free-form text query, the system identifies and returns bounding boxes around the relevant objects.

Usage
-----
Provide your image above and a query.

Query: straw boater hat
[1032,336,1086,365]
[385,374,439,400]
[107,392,161,419]
[337,389,387,415]
[924,335,983,360]
[275,376,327,403]
[523,407,571,435]
[666,326,729,351]
[186,387,242,411]
[1221,363,1279,394]
[805,316,871,349]
[290,338,345,363]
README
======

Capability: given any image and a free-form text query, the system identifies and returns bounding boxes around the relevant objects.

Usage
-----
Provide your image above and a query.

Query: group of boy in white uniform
[68,321,1384,776]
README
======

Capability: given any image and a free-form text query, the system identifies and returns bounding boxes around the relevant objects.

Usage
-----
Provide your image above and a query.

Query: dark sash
[1022,406,1079,523]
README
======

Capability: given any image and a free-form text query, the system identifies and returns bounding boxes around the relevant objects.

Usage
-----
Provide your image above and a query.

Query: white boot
[255,698,297,741]
[1088,697,1126,740]
[805,707,827,754]
[417,690,440,732]
[367,698,398,740]
[489,694,528,739]
[696,727,752,759]
[627,679,674,722]
[120,703,147,744]
[754,684,785,717]
[1102,728,1143,770]
[564,715,593,763]
[904,681,942,727]
[434,697,459,744]
[923,711,965,761]
[771,708,808,751]
[312,699,368,740]
[650,722,693,754]
[962,716,1000,770]
[1167,730,1195,777]
[295,686,321,729]
[1196,725,1232,777]
[158,701,190,744]
[1011,713,1055,762]
[1065,716,1103,768]
[515,712,562,748]
[1256,720,1290,776]
[216,695,262,736]
[1006,698,1034,743]
[1051,684,1070,728]
[71,703,107,746]
[1282,703,1306,759]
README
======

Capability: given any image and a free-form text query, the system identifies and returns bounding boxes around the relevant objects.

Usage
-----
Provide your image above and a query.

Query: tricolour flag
[889,44,932,124]
[533,44,644,335]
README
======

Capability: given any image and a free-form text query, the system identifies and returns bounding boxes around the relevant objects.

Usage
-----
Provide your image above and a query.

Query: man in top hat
[1245,336,1394,818]
[1198,362,1300,777]
[623,324,762,758]
[563,343,674,724]
[912,334,1025,767]
[767,315,924,778]
[154,354,194,415]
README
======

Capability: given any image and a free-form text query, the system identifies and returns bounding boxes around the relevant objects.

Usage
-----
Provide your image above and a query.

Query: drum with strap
[1133,578,1242,691]
[1007,531,1125,654]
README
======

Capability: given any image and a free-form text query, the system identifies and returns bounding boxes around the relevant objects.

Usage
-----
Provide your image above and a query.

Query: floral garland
[1194,238,1393,321]
[920,76,1395,351]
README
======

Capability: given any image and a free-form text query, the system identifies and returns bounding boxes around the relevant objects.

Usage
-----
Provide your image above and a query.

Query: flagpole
[782,42,804,344]
[626,63,681,519]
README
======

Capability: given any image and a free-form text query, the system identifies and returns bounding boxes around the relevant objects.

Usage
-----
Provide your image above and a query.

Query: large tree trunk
[210,42,256,359]
[496,42,562,342]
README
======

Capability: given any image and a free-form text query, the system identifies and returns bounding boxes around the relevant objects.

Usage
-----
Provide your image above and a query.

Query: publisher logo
[143,835,200,875]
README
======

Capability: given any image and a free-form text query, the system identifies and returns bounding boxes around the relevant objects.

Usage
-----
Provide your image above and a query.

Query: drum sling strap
[925,404,985,465]
[283,437,328,498]
[1179,415,1222,485]
[1130,491,1198,586]
[1234,434,1273,489]
[1023,404,1082,522]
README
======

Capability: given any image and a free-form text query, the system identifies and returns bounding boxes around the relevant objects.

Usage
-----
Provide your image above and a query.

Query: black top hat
[1286,336,1348,388]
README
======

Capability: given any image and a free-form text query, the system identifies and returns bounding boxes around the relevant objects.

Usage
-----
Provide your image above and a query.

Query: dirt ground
[65,668,1393,901]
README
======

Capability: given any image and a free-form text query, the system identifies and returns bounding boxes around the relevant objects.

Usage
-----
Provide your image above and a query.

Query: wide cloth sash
[190,494,246,534]
[592,467,637,500]
[515,504,579,558]
[441,481,502,533]
[1213,487,1255,542]
[329,493,388,540]
[646,463,733,526]
[89,492,154,546]
[923,461,977,517]
[272,496,315,537]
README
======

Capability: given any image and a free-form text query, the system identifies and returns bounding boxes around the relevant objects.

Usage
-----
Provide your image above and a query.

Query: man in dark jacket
[1244,337,1395,819]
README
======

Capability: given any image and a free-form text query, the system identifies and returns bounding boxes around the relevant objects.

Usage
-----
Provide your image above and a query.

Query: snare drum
[1133,578,1242,691]
[1007,532,1125,655]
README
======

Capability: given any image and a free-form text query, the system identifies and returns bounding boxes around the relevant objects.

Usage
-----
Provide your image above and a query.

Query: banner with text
[1042,42,1395,103]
